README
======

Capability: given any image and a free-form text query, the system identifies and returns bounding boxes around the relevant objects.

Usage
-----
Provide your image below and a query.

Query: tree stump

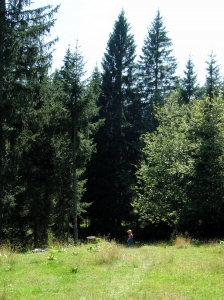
[86,236,96,243]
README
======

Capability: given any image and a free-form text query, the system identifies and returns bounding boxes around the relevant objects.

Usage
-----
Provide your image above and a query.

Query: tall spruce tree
[181,56,198,103]
[186,95,224,237]
[55,43,101,243]
[138,9,177,132]
[0,0,59,243]
[86,10,142,234]
[0,0,5,241]
[205,51,221,99]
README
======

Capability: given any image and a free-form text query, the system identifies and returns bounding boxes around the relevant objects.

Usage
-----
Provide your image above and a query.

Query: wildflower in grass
[0,253,7,258]
[220,240,224,247]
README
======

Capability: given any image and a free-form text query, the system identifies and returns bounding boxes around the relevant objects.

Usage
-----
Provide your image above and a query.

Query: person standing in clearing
[127,229,133,246]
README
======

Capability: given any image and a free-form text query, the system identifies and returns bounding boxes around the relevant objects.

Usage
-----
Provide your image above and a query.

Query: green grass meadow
[1,238,224,299]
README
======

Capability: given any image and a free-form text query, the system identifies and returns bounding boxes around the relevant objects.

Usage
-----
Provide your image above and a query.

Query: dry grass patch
[91,240,127,264]
[173,235,191,248]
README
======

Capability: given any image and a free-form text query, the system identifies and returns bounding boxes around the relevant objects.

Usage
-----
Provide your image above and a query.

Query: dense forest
[1,1,224,247]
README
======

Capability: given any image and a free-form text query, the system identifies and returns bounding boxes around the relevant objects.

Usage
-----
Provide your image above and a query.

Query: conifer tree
[181,56,198,103]
[186,95,224,237]
[0,0,59,243]
[205,51,221,99]
[138,9,177,132]
[0,0,5,241]
[86,10,142,233]
[55,43,101,243]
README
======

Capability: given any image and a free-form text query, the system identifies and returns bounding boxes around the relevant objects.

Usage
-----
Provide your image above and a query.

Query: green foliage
[186,95,224,236]
[71,265,79,273]
[0,0,59,244]
[135,92,191,226]
[138,9,177,132]
[135,92,224,237]
[205,51,222,99]
[180,55,199,103]
[220,240,224,247]
[85,10,142,233]
[47,253,56,261]
[2,1,224,245]
[50,43,102,242]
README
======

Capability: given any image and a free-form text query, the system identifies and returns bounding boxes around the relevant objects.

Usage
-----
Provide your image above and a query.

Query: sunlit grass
[0,239,224,299]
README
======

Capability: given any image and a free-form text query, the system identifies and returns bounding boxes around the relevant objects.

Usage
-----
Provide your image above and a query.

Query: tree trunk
[0,0,4,103]
[34,217,38,248]
[0,0,6,241]
[72,122,78,244]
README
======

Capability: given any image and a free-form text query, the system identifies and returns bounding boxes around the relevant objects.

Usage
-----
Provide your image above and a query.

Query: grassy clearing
[0,238,224,299]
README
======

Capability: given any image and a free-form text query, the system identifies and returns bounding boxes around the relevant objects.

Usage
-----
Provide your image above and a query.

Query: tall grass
[91,240,126,264]
[0,238,224,299]
[172,234,192,248]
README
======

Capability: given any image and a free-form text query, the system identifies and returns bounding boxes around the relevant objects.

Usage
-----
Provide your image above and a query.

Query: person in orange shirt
[127,229,133,246]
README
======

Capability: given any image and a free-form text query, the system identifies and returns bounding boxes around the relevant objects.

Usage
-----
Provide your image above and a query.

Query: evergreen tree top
[145,9,172,51]
[102,9,136,72]
[205,51,221,99]
[181,55,198,103]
